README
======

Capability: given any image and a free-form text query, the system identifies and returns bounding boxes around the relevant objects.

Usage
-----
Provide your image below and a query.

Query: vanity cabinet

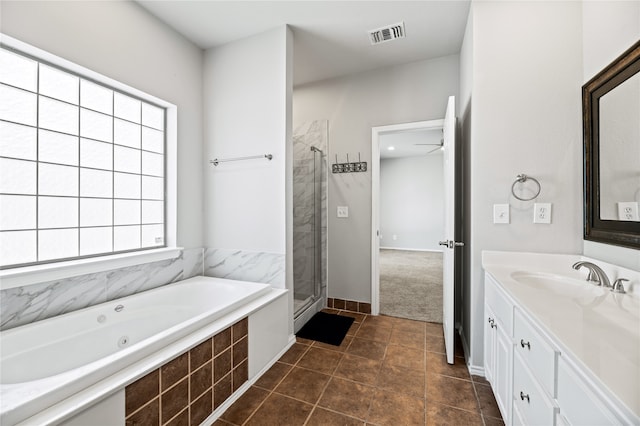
[483,272,631,425]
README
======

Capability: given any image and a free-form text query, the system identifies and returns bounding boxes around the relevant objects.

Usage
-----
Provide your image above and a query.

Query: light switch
[337,206,349,218]
[493,204,510,224]
[534,203,552,224]
[618,202,639,221]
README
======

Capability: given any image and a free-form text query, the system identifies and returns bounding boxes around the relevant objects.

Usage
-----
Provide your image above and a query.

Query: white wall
[582,1,640,270]
[203,27,290,254]
[0,1,204,249]
[462,1,584,371]
[380,155,444,251]
[583,1,640,82]
[294,55,459,302]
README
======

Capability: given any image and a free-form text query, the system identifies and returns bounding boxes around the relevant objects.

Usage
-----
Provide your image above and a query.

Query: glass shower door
[293,145,323,318]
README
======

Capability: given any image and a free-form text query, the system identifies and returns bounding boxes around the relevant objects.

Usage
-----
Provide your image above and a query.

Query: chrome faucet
[572,261,611,288]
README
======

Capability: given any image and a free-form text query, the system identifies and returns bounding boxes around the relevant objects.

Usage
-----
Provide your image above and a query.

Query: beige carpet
[379,249,443,323]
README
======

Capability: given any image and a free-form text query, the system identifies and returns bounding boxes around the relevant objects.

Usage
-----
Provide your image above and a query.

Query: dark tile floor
[216,309,503,426]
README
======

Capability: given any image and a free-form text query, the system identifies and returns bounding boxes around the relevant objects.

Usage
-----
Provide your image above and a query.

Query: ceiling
[136,1,471,86]
[380,128,443,159]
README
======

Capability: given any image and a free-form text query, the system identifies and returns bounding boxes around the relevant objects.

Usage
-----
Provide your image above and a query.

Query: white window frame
[0,34,179,290]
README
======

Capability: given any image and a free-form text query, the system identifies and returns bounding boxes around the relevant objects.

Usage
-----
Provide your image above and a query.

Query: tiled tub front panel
[125,318,248,426]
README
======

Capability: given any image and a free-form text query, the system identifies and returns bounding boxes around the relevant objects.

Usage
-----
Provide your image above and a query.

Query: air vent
[368,22,406,45]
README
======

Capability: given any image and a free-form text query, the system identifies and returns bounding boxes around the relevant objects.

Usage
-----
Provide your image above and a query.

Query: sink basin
[509,271,638,324]
[510,271,602,297]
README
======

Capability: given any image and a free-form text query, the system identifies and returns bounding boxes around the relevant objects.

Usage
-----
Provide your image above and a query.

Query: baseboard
[202,334,296,425]
[379,247,443,253]
[467,364,485,377]
[327,297,371,314]
[457,325,485,378]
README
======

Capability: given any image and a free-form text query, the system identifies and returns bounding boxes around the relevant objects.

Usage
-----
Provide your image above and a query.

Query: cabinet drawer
[513,352,557,426]
[514,308,557,396]
[557,356,618,425]
[485,274,513,335]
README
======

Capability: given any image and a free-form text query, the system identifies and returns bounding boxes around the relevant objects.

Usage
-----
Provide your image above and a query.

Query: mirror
[583,40,640,249]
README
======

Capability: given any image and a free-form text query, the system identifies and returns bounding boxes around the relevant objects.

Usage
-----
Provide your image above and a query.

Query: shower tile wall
[203,248,285,287]
[0,248,204,330]
[293,120,328,307]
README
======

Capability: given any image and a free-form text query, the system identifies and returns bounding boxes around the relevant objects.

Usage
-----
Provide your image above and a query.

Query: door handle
[439,240,464,249]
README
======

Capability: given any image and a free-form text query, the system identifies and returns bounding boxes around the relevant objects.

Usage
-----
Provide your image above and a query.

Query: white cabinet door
[557,356,620,425]
[494,324,512,422]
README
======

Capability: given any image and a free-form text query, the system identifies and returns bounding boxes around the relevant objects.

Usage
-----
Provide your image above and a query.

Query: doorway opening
[371,119,445,319]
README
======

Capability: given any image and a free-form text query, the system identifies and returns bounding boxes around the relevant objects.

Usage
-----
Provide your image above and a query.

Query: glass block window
[0,47,165,269]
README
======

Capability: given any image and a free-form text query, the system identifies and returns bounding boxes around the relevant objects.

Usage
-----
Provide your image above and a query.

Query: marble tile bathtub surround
[0,248,204,330]
[293,120,328,154]
[204,248,285,287]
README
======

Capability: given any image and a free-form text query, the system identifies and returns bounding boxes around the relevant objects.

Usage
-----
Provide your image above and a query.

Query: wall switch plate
[534,203,552,224]
[618,202,639,221]
[337,206,349,218]
[493,204,510,224]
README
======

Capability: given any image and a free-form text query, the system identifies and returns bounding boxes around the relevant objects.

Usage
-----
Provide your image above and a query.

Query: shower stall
[292,121,327,332]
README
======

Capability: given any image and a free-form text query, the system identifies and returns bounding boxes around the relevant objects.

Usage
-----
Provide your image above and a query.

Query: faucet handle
[611,278,629,294]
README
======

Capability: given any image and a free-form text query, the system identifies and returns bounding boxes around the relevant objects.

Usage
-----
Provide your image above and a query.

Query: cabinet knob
[520,339,531,350]
[520,391,530,403]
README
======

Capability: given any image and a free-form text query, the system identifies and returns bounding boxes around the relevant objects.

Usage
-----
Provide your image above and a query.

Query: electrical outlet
[534,203,552,224]
[493,204,510,224]
[618,202,639,221]
[392,234,397,241]
[337,206,349,218]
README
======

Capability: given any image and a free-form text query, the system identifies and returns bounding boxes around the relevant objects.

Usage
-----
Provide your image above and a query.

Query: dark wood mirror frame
[583,40,640,249]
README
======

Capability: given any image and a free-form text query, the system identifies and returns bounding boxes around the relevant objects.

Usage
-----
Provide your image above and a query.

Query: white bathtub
[0,276,272,425]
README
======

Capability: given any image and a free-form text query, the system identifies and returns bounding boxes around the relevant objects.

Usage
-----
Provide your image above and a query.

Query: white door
[440,95,460,364]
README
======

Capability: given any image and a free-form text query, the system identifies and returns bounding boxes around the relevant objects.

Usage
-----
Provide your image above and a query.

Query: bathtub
[0,276,275,425]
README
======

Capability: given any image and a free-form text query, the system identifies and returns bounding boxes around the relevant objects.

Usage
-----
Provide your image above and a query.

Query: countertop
[482,251,640,420]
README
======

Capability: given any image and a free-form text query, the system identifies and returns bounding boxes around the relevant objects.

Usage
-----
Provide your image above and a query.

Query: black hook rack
[332,152,367,173]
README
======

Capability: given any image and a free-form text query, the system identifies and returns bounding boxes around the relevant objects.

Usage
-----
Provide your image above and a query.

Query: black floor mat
[296,312,355,346]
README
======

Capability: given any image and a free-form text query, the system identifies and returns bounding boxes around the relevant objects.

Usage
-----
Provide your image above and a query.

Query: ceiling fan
[413,138,444,154]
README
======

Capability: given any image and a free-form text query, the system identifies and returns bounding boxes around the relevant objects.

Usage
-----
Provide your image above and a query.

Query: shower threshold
[294,296,314,318]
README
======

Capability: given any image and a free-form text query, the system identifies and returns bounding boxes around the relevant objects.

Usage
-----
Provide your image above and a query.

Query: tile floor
[215,309,503,426]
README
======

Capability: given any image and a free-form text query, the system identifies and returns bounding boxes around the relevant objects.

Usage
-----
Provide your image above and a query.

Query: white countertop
[482,251,640,419]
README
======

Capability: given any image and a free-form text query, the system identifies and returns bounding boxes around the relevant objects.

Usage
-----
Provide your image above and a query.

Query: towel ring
[511,174,541,201]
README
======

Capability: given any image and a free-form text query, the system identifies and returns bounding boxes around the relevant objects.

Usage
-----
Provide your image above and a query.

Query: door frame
[370,119,445,315]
